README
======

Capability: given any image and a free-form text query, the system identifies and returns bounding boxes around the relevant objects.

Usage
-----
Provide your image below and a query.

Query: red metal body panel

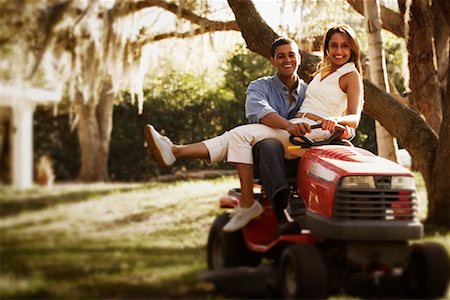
[240,193,317,252]
[297,145,413,218]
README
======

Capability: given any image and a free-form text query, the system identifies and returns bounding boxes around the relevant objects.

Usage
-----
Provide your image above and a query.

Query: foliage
[221,44,274,104]
[33,105,80,181]
[352,112,377,154]
[383,31,408,95]
[111,73,239,180]
[34,44,275,182]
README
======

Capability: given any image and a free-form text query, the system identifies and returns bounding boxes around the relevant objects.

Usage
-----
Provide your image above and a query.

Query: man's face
[270,43,300,79]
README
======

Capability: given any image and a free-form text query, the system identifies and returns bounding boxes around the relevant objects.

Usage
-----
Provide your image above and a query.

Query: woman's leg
[223,124,287,232]
[227,123,292,164]
[223,162,264,232]
[172,143,209,160]
[144,124,230,166]
[235,163,254,208]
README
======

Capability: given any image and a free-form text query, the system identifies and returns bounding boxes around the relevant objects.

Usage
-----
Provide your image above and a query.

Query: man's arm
[261,112,311,137]
[260,112,290,129]
[246,79,310,136]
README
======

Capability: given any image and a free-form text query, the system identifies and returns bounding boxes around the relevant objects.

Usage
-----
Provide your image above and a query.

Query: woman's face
[327,32,352,67]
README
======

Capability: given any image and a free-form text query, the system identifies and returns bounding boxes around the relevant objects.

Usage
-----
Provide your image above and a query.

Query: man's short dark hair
[270,37,297,58]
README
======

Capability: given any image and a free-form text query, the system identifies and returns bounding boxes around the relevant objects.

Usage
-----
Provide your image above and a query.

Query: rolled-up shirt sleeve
[245,80,277,123]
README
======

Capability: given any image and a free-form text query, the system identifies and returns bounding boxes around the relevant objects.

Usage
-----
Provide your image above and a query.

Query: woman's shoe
[223,201,264,232]
[144,125,176,167]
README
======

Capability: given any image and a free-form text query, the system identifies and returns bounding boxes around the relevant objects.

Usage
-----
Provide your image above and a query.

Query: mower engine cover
[296,145,423,241]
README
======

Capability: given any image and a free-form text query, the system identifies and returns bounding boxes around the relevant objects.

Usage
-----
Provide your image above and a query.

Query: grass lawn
[1,175,449,299]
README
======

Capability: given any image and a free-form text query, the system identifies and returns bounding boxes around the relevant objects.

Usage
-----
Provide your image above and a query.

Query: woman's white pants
[202,118,331,165]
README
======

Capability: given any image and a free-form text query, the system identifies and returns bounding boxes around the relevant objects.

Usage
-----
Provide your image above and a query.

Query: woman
[145,24,364,232]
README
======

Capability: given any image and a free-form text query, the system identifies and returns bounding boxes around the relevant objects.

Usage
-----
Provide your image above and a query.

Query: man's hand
[287,122,311,136]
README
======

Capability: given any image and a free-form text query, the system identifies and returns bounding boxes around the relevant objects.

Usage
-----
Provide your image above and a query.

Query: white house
[0,84,61,189]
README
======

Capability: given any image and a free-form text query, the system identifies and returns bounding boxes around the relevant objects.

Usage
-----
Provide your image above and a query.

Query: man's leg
[253,139,299,223]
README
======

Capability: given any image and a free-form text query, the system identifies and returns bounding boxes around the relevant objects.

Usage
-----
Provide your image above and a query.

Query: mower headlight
[391,176,416,190]
[341,176,376,189]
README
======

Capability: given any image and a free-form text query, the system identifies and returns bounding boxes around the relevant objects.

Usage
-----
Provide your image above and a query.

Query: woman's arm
[321,71,363,131]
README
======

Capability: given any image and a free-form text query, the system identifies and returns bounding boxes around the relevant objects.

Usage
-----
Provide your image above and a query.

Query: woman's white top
[298,62,358,119]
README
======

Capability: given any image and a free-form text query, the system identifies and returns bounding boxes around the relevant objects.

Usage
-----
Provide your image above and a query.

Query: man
[234,36,308,232]
[144,37,309,233]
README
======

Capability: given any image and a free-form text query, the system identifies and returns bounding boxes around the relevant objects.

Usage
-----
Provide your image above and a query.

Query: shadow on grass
[1,244,212,298]
[0,186,138,218]
[79,276,220,299]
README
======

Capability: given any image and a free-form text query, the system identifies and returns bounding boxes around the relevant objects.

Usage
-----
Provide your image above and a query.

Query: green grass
[1,175,449,299]
[1,179,235,299]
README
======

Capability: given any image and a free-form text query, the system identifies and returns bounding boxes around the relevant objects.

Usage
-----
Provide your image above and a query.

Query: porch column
[12,101,35,189]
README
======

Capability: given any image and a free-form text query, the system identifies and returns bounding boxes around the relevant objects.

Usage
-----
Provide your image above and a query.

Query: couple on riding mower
[144,24,363,236]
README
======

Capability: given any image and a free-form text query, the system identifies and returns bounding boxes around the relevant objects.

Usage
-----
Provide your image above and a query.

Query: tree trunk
[406,0,443,134]
[227,0,450,228]
[432,0,449,110]
[427,48,450,228]
[75,77,114,182]
[364,0,399,162]
[405,0,449,227]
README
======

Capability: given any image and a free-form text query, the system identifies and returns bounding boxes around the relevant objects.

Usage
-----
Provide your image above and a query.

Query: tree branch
[141,21,238,43]
[346,0,405,38]
[122,0,239,30]
[362,80,437,179]
[227,0,321,79]
[115,0,239,45]
[29,0,73,78]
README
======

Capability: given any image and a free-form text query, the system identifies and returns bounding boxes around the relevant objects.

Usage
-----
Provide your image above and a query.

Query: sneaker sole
[223,203,264,232]
[144,125,170,168]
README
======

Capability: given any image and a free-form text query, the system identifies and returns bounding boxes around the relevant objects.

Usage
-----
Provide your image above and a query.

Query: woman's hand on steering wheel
[339,125,353,139]
[320,118,338,131]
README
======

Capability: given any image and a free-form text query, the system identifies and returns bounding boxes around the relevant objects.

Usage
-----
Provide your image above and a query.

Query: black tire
[404,242,450,298]
[206,213,261,270]
[279,244,327,299]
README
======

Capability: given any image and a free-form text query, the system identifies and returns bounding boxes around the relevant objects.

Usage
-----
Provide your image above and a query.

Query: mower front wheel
[403,241,450,298]
[206,213,261,270]
[279,244,327,299]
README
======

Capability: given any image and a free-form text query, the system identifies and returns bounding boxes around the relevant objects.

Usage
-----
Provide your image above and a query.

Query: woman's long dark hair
[318,24,362,77]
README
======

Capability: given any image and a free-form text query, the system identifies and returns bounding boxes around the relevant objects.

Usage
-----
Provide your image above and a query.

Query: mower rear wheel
[403,241,450,298]
[279,244,327,299]
[206,213,261,270]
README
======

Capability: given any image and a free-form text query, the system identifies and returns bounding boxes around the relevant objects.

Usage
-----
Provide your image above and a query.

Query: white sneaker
[223,201,264,232]
[144,124,176,167]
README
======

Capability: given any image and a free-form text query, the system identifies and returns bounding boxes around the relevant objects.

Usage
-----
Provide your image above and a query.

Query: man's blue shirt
[245,73,308,123]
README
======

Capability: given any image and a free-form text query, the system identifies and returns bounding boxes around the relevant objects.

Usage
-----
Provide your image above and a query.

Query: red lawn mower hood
[304,145,412,177]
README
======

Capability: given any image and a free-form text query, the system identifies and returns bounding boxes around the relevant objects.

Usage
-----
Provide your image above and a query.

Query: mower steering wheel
[289,123,346,148]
